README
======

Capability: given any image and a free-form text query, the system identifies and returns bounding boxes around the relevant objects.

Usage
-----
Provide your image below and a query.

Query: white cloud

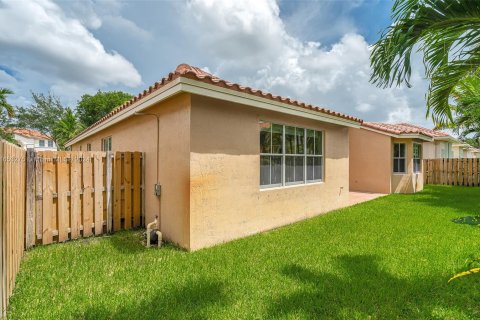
[0,0,141,89]
[184,0,432,127]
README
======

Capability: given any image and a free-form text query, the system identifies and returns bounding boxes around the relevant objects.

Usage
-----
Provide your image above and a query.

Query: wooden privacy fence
[424,158,480,186]
[0,141,26,317]
[25,151,145,247]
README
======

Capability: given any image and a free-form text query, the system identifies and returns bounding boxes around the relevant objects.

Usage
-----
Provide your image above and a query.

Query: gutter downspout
[134,112,162,229]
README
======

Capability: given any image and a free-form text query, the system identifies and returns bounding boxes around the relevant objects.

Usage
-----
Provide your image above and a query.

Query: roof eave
[66,76,361,146]
[360,126,433,142]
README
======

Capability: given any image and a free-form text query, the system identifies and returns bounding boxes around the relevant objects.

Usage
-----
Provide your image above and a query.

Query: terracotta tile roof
[6,128,52,140]
[362,122,450,138]
[74,63,362,140]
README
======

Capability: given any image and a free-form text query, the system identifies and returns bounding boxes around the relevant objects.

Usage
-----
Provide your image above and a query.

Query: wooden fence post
[106,151,113,233]
[0,141,4,317]
[25,149,35,248]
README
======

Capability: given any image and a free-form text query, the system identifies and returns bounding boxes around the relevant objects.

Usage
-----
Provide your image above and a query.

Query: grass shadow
[268,255,480,319]
[78,278,229,319]
[413,185,480,214]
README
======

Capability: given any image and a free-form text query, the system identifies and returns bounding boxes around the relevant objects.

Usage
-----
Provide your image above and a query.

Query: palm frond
[370,0,480,125]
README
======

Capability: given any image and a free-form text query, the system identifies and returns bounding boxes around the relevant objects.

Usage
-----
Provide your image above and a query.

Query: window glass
[413,143,422,173]
[48,140,53,147]
[260,121,324,187]
[285,126,295,154]
[307,156,323,181]
[393,143,406,173]
[260,156,271,186]
[271,156,282,185]
[260,122,271,153]
[315,131,323,155]
[306,129,315,155]
[87,144,92,151]
[296,128,304,154]
[272,124,283,154]
[39,140,45,147]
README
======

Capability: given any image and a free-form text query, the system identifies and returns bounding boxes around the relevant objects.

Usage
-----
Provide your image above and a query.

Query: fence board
[25,149,35,248]
[133,152,141,227]
[106,151,113,233]
[124,152,132,230]
[0,141,26,317]
[424,158,480,187]
[113,153,122,231]
[82,153,93,237]
[42,151,54,244]
[93,153,104,235]
[70,153,81,240]
[57,151,69,242]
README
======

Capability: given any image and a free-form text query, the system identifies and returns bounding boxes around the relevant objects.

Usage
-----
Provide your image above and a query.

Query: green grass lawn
[8,185,480,319]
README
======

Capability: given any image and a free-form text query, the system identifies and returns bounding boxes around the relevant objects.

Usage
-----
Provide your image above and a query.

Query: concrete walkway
[349,191,387,206]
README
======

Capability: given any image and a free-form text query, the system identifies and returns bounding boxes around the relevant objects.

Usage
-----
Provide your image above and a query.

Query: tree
[15,92,67,136]
[76,91,133,127]
[0,88,15,118]
[447,74,480,143]
[53,109,84,150]
[0,88,17,143]
[370,0,480,125]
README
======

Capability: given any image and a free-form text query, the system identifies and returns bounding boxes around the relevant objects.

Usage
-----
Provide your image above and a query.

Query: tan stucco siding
[348,128,391,194]
[189,95,349,250]
[70,94,191,248]
[391,138,423,193]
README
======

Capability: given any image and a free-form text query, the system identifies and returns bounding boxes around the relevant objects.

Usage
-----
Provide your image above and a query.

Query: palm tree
[52,109,84,150]
[448,74,480,141]
[370,0,480,125]
[0,88,15,117]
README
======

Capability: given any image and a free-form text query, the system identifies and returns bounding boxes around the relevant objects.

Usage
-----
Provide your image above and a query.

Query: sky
[0,0,436,128]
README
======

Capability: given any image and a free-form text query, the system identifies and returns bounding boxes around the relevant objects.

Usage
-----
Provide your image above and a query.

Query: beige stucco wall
[422,141,436,159]
[391,138,423,193]
[70,94,191,248]
[348,128,391,194]
[188,95,350,250]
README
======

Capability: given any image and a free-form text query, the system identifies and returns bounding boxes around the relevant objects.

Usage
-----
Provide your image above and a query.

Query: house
[66,63,362,251]
[452,142,480,158]
[349,122,453,194]
[7,128,57,151]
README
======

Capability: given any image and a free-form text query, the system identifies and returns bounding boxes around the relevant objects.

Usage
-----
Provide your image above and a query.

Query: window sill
[260,181,324,191]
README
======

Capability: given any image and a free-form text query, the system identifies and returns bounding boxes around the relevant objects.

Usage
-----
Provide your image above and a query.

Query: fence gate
[423,158,480,187]
[24,151,145,247]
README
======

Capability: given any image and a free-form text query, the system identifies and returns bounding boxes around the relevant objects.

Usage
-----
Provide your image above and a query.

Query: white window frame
[38,139,45,147]
[101,136,112,151]
[393,143,406,174]
[413,143,422,173]
[47,140,53,148]
[260,121,324,189]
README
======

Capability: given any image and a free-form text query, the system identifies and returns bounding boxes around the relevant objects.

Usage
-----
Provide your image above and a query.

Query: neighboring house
[349,122,452,194]
[7,128,57,151]
[452,143,480,158]
[66,63,362,251]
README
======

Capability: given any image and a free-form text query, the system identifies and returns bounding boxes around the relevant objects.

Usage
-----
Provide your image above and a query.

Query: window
[413,143,422,173]
[48,140,53,148]
[39,140,45,147]
[393,143,406,173]
[260,121,323,188]
[101,137,112,151]
[87,143,92,151]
